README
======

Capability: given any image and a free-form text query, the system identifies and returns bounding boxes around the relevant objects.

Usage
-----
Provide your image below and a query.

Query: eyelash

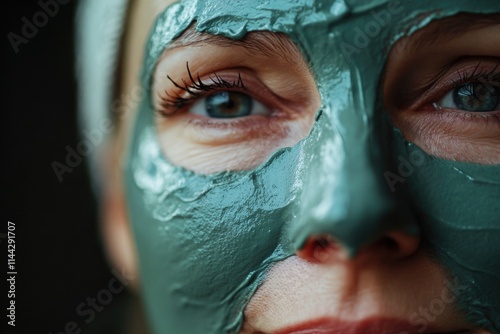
[157,61,500,128]
[422,63,500,124]
[157,62,246,115]
[451,64,500,91]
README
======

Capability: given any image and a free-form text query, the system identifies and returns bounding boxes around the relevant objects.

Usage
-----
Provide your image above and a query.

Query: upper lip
[272,317,470,334]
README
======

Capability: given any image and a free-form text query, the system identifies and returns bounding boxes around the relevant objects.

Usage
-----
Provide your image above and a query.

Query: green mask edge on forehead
[125,0,500,333]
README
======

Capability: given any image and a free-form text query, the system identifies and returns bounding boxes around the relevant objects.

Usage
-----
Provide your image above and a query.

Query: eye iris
[453,82,500,112]
[205,92,253,118]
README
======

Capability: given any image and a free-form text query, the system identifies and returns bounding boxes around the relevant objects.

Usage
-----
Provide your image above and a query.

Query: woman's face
[114,0,500,333]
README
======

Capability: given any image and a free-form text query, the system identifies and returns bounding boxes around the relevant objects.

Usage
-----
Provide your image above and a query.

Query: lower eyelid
[161,113,290,146]
[407,107,500,133]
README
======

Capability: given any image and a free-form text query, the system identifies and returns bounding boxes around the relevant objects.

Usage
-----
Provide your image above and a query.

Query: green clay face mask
[124,0,500,333]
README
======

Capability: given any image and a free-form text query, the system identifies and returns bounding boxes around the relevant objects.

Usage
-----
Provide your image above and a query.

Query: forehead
[191,0,497,32]
[192,0,498,52]
[145,0,500,84]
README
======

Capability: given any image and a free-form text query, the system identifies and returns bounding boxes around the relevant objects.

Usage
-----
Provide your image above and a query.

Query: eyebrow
[161,13,500,66]
[164,25,303,65]
[384,13,500,109]
[408,13,500,50]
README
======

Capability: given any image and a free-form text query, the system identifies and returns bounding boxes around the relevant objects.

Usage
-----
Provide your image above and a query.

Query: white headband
[75,0,130,193]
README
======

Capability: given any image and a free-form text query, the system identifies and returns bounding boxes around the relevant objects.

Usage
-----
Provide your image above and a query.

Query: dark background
[2,1,127,333]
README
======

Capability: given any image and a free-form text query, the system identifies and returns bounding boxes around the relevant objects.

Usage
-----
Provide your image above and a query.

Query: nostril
[315,236,332,250]
[378,231,421,261]
[295,230,420,264]
[296,235,342,263]
[312,237,334,262]
[379,236,399,252]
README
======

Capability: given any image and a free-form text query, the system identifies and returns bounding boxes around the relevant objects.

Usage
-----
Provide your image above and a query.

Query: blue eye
[206,92,252,118]
[438,82,500,112]
[191,91,270,118]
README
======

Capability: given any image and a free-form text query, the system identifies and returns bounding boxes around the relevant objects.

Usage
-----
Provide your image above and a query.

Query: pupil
[453,83,500,112]
[205,92,253,118]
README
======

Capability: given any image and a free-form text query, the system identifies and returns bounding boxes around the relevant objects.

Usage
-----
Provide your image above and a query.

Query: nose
[288,93,420,260]
[291,134,421,261]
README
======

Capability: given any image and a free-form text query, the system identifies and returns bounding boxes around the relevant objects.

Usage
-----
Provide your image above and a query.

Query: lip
[273,317,470,334]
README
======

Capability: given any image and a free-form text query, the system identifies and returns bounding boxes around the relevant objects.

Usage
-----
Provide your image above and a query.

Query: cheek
[126,111,304,331]
[390,130,500,324]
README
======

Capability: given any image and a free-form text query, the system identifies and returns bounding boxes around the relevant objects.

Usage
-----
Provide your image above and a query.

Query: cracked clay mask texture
[124,0,500,333]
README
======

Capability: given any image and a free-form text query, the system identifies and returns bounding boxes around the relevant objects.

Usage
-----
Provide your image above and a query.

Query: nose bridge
[289,66,417,256]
